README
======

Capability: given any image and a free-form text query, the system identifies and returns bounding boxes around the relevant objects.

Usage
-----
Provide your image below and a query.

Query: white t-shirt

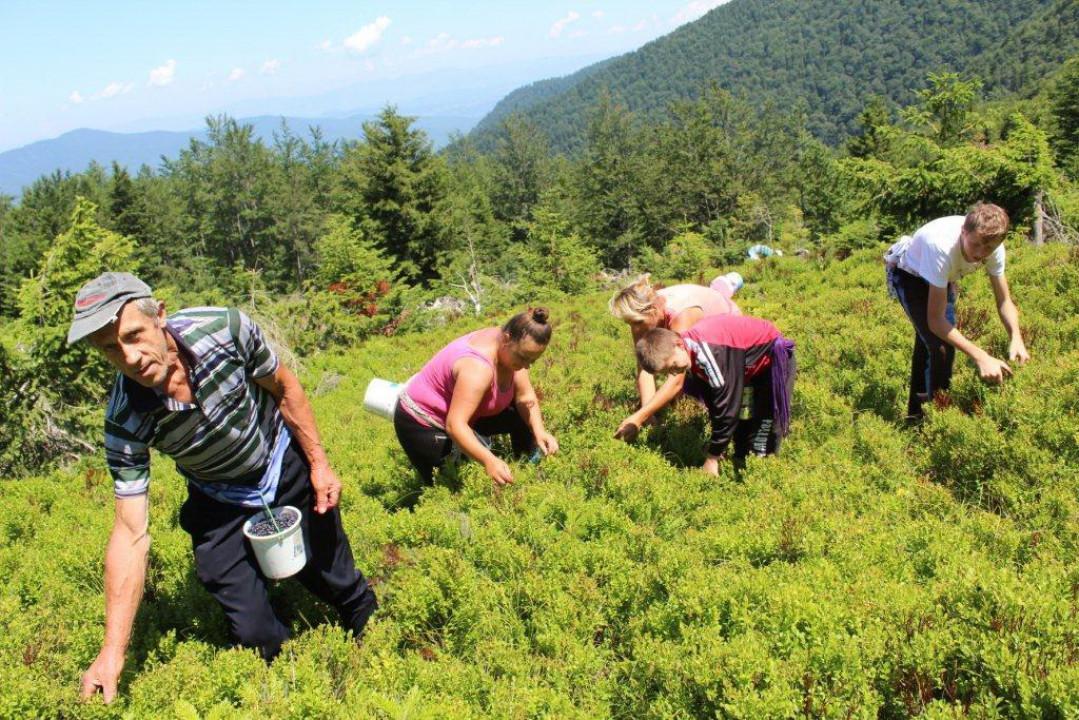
[894,215,1005,288]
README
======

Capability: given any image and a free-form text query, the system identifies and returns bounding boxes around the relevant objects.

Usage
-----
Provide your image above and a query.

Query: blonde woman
[610,275,742,440]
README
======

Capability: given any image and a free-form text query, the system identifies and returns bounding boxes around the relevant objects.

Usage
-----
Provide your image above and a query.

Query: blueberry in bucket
[248,507,300,537]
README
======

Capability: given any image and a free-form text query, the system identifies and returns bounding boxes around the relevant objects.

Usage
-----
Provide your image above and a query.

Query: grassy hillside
[2,243,1079,717]
[470,0,1079,152]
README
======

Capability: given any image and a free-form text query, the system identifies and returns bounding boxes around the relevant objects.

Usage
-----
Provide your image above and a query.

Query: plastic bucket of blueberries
[242,506,307,579]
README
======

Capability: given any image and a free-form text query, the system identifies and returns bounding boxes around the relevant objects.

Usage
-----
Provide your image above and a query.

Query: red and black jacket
[682,315,781,456]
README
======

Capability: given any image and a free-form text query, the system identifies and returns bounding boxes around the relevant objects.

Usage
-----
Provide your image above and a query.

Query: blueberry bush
[1,242,1078,718]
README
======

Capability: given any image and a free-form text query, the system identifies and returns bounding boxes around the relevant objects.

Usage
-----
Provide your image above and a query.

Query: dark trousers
[732,374,780,458]
[685,373,781,458]
[889,267,956,419]
[178,442,377,661]
[393,402,536,483]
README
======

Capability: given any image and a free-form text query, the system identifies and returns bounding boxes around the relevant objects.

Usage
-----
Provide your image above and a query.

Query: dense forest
[1,59,1077,475]
[470,0,1079,151]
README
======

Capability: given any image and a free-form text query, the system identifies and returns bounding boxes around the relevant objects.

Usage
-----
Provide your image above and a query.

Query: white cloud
[228,67,246,81]
[318,38,333,51]
[461,35,504,49]
[344,15,391,53]
[416,32,504,56]
[549,10,581,38]
[569,29,587,39]
[632,19,648,31]
[426,32,456,52]
[148,59,176,87]
[68,80,135,103]
[592,10,605,18]
[260,58,281,75]
[607,24,627,34]
[670,0,728,26]
[100,81,134,98]
[364,60,376,72]
[401,35,413,45]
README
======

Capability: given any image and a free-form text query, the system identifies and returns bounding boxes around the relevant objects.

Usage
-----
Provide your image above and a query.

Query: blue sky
[0,0,727,152]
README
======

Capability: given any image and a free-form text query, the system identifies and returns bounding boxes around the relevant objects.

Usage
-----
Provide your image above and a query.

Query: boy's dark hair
[502,307,553,345]
[635,327,682,374]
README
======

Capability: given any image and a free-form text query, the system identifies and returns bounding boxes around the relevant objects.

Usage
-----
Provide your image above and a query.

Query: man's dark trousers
[889,267,957,419]
[178,441,377,660]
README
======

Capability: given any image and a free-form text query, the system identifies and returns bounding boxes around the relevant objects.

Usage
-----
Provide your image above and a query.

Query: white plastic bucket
[243,506,307,579]
[363,378,402,420]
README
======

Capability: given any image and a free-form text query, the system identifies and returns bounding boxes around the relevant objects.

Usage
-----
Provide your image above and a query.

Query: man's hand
[1008,337,1030,365]
[309,463,342,514]
[614,419,640,442]
[81,647,125,704]
[976,354,1013,384]
[485,457,514,486]
[702,456,721,477]
[536,431,559,456]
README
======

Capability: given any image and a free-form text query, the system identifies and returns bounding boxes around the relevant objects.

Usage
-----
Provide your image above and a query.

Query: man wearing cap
[72,273,377,704]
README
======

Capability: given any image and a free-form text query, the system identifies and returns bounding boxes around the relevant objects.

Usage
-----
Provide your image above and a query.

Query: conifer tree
[340,107,451,282]
[1050,56,1079,176]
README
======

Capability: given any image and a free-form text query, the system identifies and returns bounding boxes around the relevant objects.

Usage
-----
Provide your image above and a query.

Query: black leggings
[393,401,537,483]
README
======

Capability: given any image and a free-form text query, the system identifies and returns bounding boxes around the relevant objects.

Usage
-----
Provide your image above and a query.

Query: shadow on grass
[126,556,356,685]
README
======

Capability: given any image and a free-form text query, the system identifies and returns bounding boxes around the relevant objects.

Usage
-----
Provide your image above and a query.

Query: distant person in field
[72,273,376,704]
[633,314,796,474]
[395,308,559,486]
[884,202,1030,420]
[610,273,742,440]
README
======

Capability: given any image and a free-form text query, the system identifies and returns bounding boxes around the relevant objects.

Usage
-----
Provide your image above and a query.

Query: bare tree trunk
[1033,191,1045,247]
[450,233,484,316]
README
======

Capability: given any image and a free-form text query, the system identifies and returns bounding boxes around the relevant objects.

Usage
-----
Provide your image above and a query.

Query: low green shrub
[2,243,1077,718]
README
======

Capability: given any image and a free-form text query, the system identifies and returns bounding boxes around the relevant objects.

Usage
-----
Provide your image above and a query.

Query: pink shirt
[403,330,516,428]
[659,284,741,328]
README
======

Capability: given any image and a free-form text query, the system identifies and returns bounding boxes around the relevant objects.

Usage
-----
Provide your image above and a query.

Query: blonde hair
[963,202,1009,243]
[609,274,658,324]
[635,327,682,374]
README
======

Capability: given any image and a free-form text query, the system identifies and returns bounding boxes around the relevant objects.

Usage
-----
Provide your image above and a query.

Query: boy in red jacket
[633,315,796,475]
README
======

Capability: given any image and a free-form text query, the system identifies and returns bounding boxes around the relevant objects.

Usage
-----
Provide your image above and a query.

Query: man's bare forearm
[929,315,987,362]
[101,507,149,654]
[267,369,330,469]
[997,299,1022,341]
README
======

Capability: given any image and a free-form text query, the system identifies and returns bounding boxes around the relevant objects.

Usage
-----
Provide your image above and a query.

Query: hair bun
[531,307,549,324]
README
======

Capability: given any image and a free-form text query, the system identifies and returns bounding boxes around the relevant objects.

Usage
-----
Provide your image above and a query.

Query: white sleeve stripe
[687,339,724,388]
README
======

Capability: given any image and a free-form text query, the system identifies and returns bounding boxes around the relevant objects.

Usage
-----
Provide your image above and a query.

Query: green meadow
[3,244,1078,718]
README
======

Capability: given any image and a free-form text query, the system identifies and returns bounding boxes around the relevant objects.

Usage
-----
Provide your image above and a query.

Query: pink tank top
[659,284,741,328]
[403,330,516,428]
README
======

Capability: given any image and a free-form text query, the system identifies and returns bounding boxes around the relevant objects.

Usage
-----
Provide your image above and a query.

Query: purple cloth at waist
[770,335,796,437]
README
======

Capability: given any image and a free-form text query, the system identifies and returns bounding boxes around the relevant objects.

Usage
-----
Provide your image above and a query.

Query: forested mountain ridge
[470,0,1079,152]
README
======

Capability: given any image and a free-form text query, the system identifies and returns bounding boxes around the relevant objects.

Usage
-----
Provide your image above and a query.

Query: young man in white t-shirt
[885,202,1030,419]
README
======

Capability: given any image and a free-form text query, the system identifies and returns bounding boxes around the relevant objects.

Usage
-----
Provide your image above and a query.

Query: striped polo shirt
[104,307,288,507]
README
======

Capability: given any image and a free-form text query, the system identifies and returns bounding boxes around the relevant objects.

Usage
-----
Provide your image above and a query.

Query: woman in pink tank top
[394,308,559,486]
[608,274,742,441]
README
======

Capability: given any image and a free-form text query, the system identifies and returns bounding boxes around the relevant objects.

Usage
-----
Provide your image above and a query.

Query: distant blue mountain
[0,114,478,198]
